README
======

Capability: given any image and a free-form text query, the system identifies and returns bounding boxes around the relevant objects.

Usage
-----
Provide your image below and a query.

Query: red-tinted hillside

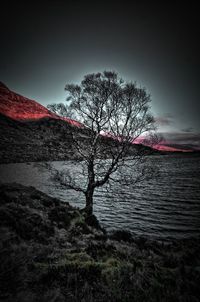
[0,82,82,127]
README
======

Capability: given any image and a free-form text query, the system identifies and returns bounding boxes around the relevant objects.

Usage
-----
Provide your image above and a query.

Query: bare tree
[47,71,158,217]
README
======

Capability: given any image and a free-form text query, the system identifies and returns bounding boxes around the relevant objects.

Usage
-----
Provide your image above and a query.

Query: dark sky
[0,1,199,141]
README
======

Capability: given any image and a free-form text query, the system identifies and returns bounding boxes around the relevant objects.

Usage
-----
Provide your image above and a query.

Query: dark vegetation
[0,183,200,302]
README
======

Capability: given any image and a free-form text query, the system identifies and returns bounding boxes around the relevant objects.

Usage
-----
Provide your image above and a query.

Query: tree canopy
[47,71,157,216]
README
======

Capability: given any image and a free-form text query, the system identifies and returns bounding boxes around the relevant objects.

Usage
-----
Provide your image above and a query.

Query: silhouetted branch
[46,71,158,216]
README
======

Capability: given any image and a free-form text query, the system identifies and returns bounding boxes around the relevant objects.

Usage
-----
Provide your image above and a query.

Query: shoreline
[0,157,199,241]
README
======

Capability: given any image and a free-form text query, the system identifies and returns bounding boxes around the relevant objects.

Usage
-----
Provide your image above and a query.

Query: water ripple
[0,155,200,240]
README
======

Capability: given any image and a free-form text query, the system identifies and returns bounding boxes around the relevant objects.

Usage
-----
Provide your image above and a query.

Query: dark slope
[0,113,80,163]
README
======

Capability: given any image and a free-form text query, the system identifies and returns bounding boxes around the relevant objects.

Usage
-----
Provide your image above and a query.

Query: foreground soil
[0,183,199,302]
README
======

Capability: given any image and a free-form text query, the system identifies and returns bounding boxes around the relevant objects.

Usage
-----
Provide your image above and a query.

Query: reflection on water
[0,155,200,240]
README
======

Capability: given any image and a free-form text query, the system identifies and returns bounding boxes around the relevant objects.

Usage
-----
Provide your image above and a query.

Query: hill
[0,82,82,127]
[0,111,157,163]
[0,83,160,163]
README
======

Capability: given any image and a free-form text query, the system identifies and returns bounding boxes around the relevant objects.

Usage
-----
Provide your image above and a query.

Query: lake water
[0,155,200,240]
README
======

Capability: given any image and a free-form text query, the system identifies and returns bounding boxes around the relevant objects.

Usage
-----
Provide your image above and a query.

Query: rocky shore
[0,183,200,302]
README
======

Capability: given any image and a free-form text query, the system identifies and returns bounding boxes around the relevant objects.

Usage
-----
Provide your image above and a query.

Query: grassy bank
[0,183,199,301]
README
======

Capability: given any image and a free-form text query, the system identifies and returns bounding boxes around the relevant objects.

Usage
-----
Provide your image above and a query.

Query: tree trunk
[85,187,94,217]
[84,156,95,217]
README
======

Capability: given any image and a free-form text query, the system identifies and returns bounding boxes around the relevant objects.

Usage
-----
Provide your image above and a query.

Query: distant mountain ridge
[0,82,82,127]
